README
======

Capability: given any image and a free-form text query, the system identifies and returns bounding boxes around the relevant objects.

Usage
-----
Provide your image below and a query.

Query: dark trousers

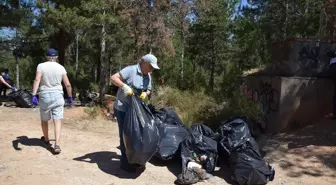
[114,108,133,168]
[329,63,336,117]
[0,85,6,96]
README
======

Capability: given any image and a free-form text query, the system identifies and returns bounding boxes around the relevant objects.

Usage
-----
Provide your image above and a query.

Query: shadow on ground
[263,119,336,178]
[12,136,56,154]
[149,156,182,177]
[73,151,144,179]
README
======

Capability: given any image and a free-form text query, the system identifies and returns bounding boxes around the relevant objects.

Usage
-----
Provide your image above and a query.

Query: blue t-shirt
[3,73,9,80]
[114,64,152,112]
[1,73,9,82]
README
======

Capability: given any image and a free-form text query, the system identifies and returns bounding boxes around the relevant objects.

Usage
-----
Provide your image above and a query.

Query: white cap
[141,54,159,69]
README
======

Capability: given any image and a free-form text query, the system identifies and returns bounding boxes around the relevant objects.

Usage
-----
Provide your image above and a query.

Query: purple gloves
[32,96,39,105]
[10,86,17,91]
[68,97,73,104]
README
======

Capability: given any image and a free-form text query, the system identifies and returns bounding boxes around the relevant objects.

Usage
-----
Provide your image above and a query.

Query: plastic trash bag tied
[123,96,160,166]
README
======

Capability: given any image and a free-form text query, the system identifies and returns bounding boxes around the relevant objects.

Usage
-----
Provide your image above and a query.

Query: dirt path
[0,106,335,185]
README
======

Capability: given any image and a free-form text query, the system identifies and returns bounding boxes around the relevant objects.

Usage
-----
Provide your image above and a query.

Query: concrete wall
[268,39,336,77]
[241,76,333,132]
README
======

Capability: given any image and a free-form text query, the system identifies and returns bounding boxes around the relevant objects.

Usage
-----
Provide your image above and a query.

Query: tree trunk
[96,54,101,83]
[109,55,113,86]
[75,33,79,82]
[318,7,324,40]
[134,16,139,60]
[57,29,67,66]
[180,19,185,81]
[209,28,215,90]
[99,19,107,102]
[109,61,111,86]
[284,0,288,39]
[181,36,185,80]
[15,57,19,89]
[93,63,97,83]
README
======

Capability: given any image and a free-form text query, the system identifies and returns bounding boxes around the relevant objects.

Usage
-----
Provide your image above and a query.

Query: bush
[84,106,101,119]
[151,86,206,125]
[89,82,99,92]
[229,89,264,122]
[151,86,227,127]
[150,86,264,129]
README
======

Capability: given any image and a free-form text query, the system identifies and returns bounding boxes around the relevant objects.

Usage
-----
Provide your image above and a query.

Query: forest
[0,0,327,125]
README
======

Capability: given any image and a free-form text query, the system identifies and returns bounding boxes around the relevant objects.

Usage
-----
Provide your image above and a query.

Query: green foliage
[151,86,263,129]
[151,86,214,126]
[0,0,327,127]
[84,106,101,119]
[89,82,99,92]
[229,89,264,122]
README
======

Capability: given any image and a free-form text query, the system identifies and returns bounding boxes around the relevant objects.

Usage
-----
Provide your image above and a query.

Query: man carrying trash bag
[110,53,160,173]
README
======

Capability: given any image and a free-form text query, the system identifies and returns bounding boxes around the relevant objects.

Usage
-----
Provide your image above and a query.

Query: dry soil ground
[0,104,335,185]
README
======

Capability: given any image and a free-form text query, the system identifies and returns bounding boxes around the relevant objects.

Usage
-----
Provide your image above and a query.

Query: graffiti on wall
[298,46,320,69]
[241,81,279,114]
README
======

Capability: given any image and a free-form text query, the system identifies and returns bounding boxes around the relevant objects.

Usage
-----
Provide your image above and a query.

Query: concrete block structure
[242,39,335,132]
[242,76,333,132]
[269,39,336,77]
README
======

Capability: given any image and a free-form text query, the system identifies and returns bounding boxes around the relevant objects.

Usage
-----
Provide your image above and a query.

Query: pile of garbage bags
[8,89,35,108]
[123,97,275,185]
[79,90,98,107]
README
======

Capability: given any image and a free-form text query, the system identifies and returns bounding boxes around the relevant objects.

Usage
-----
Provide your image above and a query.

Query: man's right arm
[61,68,72,97]
[62,75,72,97]
[110,73,125,88]
[110,66,132,88]
[110,66,134,96]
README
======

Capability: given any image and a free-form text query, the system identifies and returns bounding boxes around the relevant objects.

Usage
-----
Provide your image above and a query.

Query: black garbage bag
[230,145,275,185]
[123,96,160,166]
[160,107,184,126]
[8,90,35,108]
[156,123,188,160]
[79,89,97,107]
[326,48,336,58]
[217,117,254,156]
[217,117,275,185]
[148,104,165,122]
[150,106,188,160]
[176,128,218,184]
[149,105,184,126]
[190,124,220,141]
